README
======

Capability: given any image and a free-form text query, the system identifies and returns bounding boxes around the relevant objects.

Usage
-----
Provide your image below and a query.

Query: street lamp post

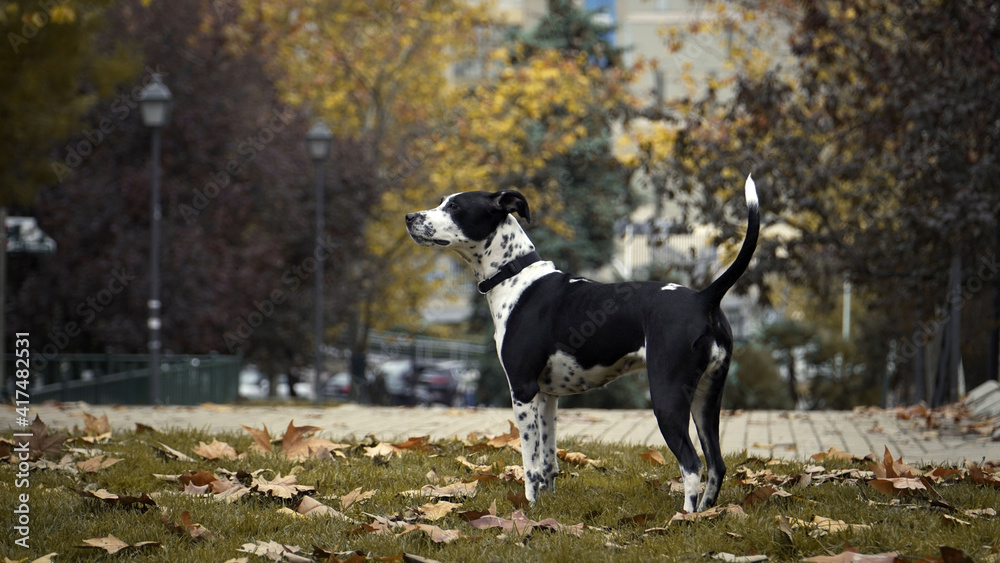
[306,120,333,406]
[139,74,172,405]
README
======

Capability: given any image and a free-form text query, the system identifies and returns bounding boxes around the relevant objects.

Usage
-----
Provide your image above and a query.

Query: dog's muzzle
[405,212,449,247]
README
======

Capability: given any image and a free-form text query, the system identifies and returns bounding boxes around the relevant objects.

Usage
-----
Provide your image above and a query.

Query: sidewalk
[7,402,998,464]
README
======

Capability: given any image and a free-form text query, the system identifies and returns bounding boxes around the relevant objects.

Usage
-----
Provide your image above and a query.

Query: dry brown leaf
[277,420,349,460]
[394,435,431,452]
[242,424,273,453]
[155,442,195,462]
[398,523,463,543]
[868,477,929,496]
[237,540,312,563]
[486,421,521,451]
[784,515,871,538]
[557,449,602,467]
[25,416,67,459]
[455,455,493,473]
[741,485,792,508]
[419,500,463,521]
[811,446,863,462]
[252,473,316,499]
[639,448,666,465]
[468,509,583,537]
[75,488,157,509]
[161,510,215,541]
[802,547,898,562]
[365,442,405,459]
[340,486,377,510]
[871,446,920,479]
[459,499,498,522]
[76,454,122,473]
[294,496,352,520]
[180,468,220,489]
[193,439,239,460]
[402,480,478,499]
[81,412,112,436]
[77,534,161,555]
[670,504,747,524]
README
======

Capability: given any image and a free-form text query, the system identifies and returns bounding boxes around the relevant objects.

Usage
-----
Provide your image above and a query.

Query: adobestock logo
[49,66,169,182]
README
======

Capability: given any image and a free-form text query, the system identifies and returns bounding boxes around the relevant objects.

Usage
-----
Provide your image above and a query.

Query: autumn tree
[6,0,350,396]
[433,0,640,274]
[0,0,138,207]
[244,0,492,380]
[644,0,1000,404]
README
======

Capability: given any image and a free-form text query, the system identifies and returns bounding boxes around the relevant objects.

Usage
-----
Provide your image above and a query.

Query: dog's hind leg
[691,345,729,511]
[648,357,704,513]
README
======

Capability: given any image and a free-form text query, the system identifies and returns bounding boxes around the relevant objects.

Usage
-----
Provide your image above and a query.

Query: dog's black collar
[478,251,541,294]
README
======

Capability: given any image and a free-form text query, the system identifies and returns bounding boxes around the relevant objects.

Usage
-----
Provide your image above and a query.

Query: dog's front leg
[538,392,559,492]
[511,395,545,505]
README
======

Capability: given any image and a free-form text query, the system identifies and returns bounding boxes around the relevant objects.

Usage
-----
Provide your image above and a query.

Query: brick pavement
[8,402,998,464]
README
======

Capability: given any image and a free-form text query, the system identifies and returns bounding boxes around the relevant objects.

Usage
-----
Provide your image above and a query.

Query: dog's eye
[445,201,458,211]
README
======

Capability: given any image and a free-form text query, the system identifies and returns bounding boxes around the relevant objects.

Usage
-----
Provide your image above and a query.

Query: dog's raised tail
[701,174,760,305]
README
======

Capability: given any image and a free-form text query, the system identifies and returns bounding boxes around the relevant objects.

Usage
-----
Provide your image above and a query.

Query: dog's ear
[491,191,531,223]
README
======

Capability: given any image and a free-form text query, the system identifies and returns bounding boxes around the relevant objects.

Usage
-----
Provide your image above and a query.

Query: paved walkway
[7,403,998,464]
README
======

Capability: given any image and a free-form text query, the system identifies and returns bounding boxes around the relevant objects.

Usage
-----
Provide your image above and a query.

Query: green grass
[2,424,998,562]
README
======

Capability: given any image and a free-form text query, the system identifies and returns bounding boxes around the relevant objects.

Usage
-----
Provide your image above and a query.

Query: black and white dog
[405,175,759,512]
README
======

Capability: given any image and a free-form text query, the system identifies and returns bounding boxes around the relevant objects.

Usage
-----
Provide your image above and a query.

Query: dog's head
[405,191,530,249]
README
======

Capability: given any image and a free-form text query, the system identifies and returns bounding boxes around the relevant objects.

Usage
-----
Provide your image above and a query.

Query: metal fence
[6,353,241,405]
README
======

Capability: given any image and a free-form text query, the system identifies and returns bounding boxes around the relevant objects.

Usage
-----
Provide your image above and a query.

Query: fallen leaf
[394,435,431,452]
[711,553,769,562]
[399,523,463,543]
[135,422,158,434]
[640,448,666,466]
[77,534,161,555]
[26,416,67,459]
[871,446,920,479]
[340,486,377,510]
[459,499,498,521]
[280,420,348,460]
[161,510,215,541]
[499,465,525,483]
[468,509,583,537]
[76,454,122,473]
[237,540,311,563]
[75,488,157,509]
[486,421,521,451]
[242,424,273,453]
[811,446,863,462]
[193,439,239,460]
[802,549,897,562]
[868,477,929,497]
[419,500,463,521]
[741,485,792,508]
[81,412,112,436]
[507,490,531,509]
[943,513,972,526]
[155,442,195,462]
[783,515,871,538]
[558,449,601,467]
[295,496,352,520]
[180,468,220,490]
[670,504,747,524]
[365,442,405,459]
[251,473,316,499]
[402,480,478,499]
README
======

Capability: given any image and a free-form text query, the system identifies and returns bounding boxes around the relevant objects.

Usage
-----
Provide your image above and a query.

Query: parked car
[320,372,353,402]
[373,359,465,407]
[239,366,314,400]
